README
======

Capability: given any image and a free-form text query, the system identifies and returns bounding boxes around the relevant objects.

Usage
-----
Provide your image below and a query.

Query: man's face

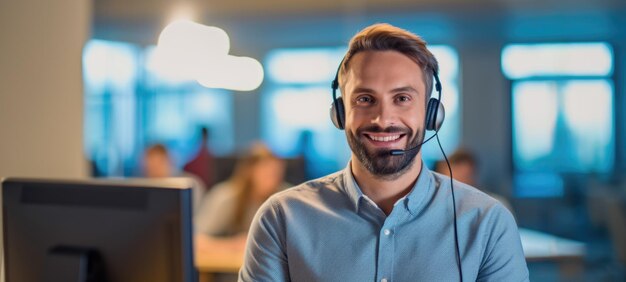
[343,50,427,179]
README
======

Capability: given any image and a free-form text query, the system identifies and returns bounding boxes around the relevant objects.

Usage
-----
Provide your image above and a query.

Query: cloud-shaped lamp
[153,20,264,91]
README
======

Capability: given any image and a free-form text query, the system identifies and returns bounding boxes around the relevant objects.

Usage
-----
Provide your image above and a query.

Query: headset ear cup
[330,102,339,129]
[330,97,345,130]
[426,98,445,131]
[434,100,445,131]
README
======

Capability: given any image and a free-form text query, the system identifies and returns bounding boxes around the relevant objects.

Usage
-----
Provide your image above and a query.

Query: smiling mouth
[364,133,406,143]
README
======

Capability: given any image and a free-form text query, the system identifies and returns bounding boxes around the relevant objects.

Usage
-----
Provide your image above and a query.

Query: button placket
[377,213,397,282]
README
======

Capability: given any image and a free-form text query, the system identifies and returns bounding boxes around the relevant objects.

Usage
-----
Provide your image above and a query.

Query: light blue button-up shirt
[239,162,529,281]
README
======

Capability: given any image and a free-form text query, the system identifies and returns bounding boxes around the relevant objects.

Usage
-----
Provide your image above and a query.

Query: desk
[519,228,586,278]
[194,228,587,279]
[195,248,244,282]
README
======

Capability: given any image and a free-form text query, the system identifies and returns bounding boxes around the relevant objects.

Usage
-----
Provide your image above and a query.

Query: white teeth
[370,135,400,142]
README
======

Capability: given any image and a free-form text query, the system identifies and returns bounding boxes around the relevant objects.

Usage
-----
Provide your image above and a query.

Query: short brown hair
[434,148,478,173]
[449,148,477,167]
[145,143,169,157]
[338,23,439,99]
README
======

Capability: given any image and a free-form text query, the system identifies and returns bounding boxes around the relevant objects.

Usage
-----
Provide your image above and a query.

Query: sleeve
[238,198,290,282]
[477,204,530,282]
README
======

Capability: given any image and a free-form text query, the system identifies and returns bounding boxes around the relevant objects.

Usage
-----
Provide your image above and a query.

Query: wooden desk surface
[195,248,244,273]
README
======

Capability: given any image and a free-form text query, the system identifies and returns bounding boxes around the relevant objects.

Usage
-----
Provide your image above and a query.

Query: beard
[347,124,424,180]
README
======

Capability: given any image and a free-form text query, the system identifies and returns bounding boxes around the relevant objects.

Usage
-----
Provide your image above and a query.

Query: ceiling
[92,0,626,46]
[94,0,624,21]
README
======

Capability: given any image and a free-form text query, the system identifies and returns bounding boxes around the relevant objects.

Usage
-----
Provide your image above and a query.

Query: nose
[370,100,397,128]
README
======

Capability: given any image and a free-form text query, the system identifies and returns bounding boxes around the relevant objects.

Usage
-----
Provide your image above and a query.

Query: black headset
[329,58,445,132]
[328,54,464,282]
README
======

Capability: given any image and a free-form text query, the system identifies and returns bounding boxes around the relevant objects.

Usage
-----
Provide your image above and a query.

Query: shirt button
[381,278,388,282]
[384,229,391,236]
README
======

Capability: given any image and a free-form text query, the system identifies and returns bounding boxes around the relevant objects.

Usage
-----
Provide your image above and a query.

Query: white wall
[0,0,91,179]
[0,1,91,280]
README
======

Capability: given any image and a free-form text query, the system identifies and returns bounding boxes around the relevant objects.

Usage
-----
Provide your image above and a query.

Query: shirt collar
[342,160,434,215]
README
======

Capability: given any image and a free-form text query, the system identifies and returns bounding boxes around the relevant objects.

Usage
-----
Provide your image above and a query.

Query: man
[240,24,528,281]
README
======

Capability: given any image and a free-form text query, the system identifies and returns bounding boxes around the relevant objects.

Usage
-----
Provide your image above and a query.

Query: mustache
[356,125,411,135]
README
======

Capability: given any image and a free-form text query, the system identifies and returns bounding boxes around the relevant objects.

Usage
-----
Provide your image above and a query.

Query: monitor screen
[2,178,196,282]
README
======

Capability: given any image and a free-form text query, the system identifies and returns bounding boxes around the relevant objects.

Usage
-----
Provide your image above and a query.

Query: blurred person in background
[434,148,514,214]
[143,144,173,178]
[184,126,215,192]
[143,143,206,214]
[194,143,288,253]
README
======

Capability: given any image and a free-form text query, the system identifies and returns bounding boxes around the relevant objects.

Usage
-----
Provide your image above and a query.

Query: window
[144,47,235,161]
[502,43,613,79]
[263,47,349,179]
[263,46,461,179]
[503,42,614,197]
[83,40,234,177]
[83,40,139,176]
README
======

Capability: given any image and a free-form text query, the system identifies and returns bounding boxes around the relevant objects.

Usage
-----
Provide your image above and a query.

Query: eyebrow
[390,86,420,95]
[351,86,420,95]
[352,87,375,94]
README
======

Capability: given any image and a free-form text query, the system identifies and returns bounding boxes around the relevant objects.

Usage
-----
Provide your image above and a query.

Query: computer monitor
[2,178,197,282]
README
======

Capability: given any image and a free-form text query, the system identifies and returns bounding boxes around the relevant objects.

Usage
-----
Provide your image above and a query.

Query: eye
[396,95,411,103]
[356,95,374,104]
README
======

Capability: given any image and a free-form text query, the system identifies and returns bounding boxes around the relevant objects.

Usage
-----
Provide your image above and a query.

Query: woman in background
[194,143,288,252]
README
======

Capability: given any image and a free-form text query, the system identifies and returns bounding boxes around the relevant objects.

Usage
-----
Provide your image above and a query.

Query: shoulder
[203,181,238,203]
[431,172,514,223]
[254,171,346,218]
[432,172,497,206]
[271,171,343,200]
